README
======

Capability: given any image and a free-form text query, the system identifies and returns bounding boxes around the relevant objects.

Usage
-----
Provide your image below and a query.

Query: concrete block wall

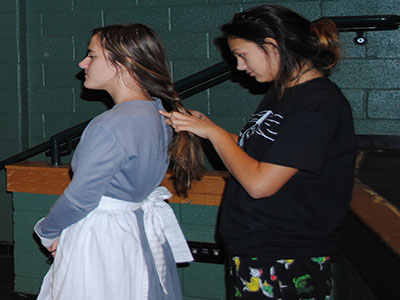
[0,0,24,242]
[1,0,399,267]
[20,0,400,149]
[323,0,400,134]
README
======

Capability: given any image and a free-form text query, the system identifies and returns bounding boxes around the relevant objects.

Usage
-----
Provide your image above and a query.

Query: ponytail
[310,19,341,76]
[163,85,205,197]
[168,100,205,196]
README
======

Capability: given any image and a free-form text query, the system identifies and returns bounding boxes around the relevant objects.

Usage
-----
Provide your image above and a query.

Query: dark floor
[356,149,400,209]
[0,254,37,300]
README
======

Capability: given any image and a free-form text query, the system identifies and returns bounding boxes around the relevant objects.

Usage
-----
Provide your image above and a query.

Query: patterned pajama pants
[228,255,332,300]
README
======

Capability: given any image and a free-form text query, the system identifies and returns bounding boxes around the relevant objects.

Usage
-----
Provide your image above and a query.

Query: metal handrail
[324,15,400,32]
[1,15,400,169]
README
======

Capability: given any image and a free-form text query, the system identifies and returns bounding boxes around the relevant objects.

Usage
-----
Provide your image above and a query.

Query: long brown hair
[93,23,204,196]
[221,5,341,100]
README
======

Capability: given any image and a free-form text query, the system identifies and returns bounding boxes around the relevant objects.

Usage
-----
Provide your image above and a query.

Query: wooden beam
[6,161,229,206]
[6,161,71,195]
[350,179,400,256]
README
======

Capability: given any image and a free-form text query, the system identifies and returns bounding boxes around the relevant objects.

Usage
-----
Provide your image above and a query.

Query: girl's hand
[47,238,59,257]
[188,110,212,123]
[159,110,217,140]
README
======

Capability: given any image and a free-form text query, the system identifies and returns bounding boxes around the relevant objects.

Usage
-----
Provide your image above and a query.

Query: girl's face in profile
[228,37,280,83]
[78,34,118,91]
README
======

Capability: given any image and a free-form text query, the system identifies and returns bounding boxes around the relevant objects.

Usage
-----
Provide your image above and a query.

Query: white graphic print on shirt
[238,110,283,148]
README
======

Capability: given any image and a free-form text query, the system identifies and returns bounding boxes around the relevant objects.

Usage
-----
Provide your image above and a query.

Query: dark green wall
[0,0,28,242]
[1,0,399,243]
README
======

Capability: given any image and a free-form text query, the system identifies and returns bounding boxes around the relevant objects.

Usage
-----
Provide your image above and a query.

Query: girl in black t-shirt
[161,5,355,300]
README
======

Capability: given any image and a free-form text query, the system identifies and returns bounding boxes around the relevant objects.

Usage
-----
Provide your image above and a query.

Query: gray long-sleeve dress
[36,99,171,239]
[34,99,190,300]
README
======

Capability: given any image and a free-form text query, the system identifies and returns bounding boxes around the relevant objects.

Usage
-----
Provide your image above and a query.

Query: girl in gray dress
[34,24,202,300]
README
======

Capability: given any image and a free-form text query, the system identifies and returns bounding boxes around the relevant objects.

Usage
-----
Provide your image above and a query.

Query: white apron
[35,187,193,300]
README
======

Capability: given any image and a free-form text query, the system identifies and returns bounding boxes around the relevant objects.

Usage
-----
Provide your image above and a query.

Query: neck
[111,89,152,105]
[288,64,323,87]
[107,73,152,104]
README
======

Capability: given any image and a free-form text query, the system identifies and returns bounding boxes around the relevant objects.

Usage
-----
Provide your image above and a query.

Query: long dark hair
[93,24,204,196]
[221,5,340,99]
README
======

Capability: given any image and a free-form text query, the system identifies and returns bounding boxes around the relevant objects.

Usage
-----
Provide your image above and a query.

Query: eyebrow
[88,46,100,54]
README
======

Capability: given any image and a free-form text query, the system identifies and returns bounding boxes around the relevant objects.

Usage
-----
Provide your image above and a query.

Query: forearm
[208,127,297,198]
[208,127,263,197]
[35,191,96,242]
[229,133,239,142]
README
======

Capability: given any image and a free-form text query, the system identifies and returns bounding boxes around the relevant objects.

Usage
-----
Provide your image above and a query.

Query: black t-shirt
[219,77,356,259]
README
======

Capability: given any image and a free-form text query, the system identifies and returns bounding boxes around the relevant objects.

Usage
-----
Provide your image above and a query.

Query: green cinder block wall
[0,0,27,242]
[1,0,399,297]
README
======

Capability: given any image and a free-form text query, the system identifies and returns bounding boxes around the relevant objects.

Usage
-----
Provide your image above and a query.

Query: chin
[83,81,96,89]
[255,77,273,83]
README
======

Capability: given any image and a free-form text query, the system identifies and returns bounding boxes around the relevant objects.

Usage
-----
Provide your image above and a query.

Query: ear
[263,37,279,54]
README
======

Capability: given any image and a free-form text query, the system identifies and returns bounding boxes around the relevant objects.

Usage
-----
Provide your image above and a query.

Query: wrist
[208,126,231,145]
[34,218,59,248]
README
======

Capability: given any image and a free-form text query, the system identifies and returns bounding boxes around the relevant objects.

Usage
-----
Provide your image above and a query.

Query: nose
[79,56,90,70]
[236,57,247,71]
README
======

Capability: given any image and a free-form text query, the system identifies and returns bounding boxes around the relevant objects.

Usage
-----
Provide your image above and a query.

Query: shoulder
[285,77,351,114]
[296,77,346,102]
[95,100,158,122]
[80,99,171,154]
[88,99,162,133]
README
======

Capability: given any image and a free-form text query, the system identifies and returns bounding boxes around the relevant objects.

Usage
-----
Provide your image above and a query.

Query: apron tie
[138,186,193,293]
